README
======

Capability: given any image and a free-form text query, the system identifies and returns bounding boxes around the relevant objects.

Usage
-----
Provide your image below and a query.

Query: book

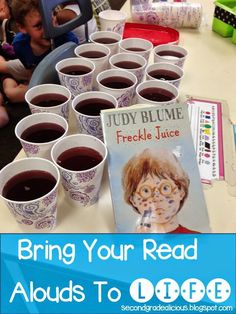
[101,103,211,233]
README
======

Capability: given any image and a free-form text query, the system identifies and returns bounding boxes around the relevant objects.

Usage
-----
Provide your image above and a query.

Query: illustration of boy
[122,148,200,233]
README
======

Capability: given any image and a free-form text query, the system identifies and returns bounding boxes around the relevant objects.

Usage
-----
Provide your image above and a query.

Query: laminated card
[101,103,211,233]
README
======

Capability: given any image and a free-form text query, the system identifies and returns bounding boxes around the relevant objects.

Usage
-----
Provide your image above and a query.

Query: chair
[39,0,93,40]
[28,0,93,88]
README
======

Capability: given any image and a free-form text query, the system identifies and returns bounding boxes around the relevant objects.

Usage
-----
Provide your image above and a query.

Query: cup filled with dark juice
[25,83,71,120]
[153,44,188,68]
[136,79,179,106]
[97,68,137,107]
[51,134,107,207]
[109,52,147,84]
[15,112,68,159]
[0,157,60,231]
[72,91,117,141]
[89,31,122,55]
[119,37,153,61]
[74,43,111,90]
[55,57,95,98]
[146,62,184,88]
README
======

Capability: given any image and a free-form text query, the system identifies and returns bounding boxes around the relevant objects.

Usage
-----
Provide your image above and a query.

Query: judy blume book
[101,103,211,233]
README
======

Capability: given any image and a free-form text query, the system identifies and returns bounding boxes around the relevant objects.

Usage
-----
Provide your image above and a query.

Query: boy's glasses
[135,179,178,199]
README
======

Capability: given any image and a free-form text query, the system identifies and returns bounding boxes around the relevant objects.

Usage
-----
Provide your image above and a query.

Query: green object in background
[232,29,236,43]
[212,17,234,37]
[213,0,236,43]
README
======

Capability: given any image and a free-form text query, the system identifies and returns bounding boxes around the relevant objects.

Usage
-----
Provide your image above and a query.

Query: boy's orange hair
[122,148,189,212]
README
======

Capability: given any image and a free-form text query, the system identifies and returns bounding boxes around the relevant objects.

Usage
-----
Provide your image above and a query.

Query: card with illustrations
[101,103,211,233]
[187,96,224,184]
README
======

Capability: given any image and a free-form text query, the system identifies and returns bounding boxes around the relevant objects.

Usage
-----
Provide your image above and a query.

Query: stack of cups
[98,9,127,36]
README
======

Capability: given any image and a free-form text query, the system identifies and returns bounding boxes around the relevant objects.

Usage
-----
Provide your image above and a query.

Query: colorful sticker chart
[187,97,224,184]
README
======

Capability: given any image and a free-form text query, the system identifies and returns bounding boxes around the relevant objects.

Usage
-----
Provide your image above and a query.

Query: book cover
[101,103,211,233]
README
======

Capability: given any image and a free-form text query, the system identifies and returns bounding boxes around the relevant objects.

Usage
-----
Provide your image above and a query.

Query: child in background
[0,0,78,128]
[11,0,78,70]
[0,0,31,108]
[0,0,13,127]
[55,1,98,44]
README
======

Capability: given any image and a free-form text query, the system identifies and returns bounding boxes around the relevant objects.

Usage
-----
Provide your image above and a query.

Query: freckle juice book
[101,103,211,233]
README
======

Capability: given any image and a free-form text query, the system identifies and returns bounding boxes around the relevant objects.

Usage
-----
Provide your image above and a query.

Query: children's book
[101,103,211,233]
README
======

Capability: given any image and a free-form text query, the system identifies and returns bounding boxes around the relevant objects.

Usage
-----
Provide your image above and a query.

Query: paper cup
[55,57,95,98]
[97,68,137,107]
[89,31,122,55]
[109,52,147,84]
[99,9,127,36]
[74,43,111,90]
[25,84,71,120]
[0,157,60,232]
[72,91,117,141]
[51,134,107,207]
[15,112,68,159]
[119,37,153,61]
[136,79,179,106]
[146,62,184,88]
[153,44,188,68]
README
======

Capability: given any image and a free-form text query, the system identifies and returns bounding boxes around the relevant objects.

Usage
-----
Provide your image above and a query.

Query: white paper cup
[136,79,179,106]
[146,62,184,88]
[0,157,60,232]
[89,31,122,55]
[119,37,153,61]
[97,68,137,107]
[109,52,147,84]
[25,84,71,120]
[55,57,95,98]
[99,9,127,36]
[72,91,117,141]
[153,44,188,68]
[74,43,111,90]
[51,134,107,207]
[15,112,68,160]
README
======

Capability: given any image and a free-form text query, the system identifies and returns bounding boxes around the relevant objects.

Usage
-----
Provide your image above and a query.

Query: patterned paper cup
[72,91,118,141]
[98,9,127,36]
[55,57,95,98]
[89,31,122,55]
[146,62,184,88]
[153,44,188,68]
[136,79,179,106]
[51,134,107,207]
[25,84,71,120]
[0,157,60,232]
[74,43,111,90]
[109,52,147,84]
[119,38,153,62]
[97,68,137,107]
[15,112,68,160]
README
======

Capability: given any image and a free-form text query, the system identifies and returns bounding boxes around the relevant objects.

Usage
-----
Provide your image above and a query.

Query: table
[0,0,236,233]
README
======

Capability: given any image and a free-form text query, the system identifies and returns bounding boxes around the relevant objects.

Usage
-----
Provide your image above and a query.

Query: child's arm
[0,59,9,74]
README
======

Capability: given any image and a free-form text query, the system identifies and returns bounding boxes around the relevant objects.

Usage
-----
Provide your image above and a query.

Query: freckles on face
[131,173,184,222]
[131,194,152,215]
